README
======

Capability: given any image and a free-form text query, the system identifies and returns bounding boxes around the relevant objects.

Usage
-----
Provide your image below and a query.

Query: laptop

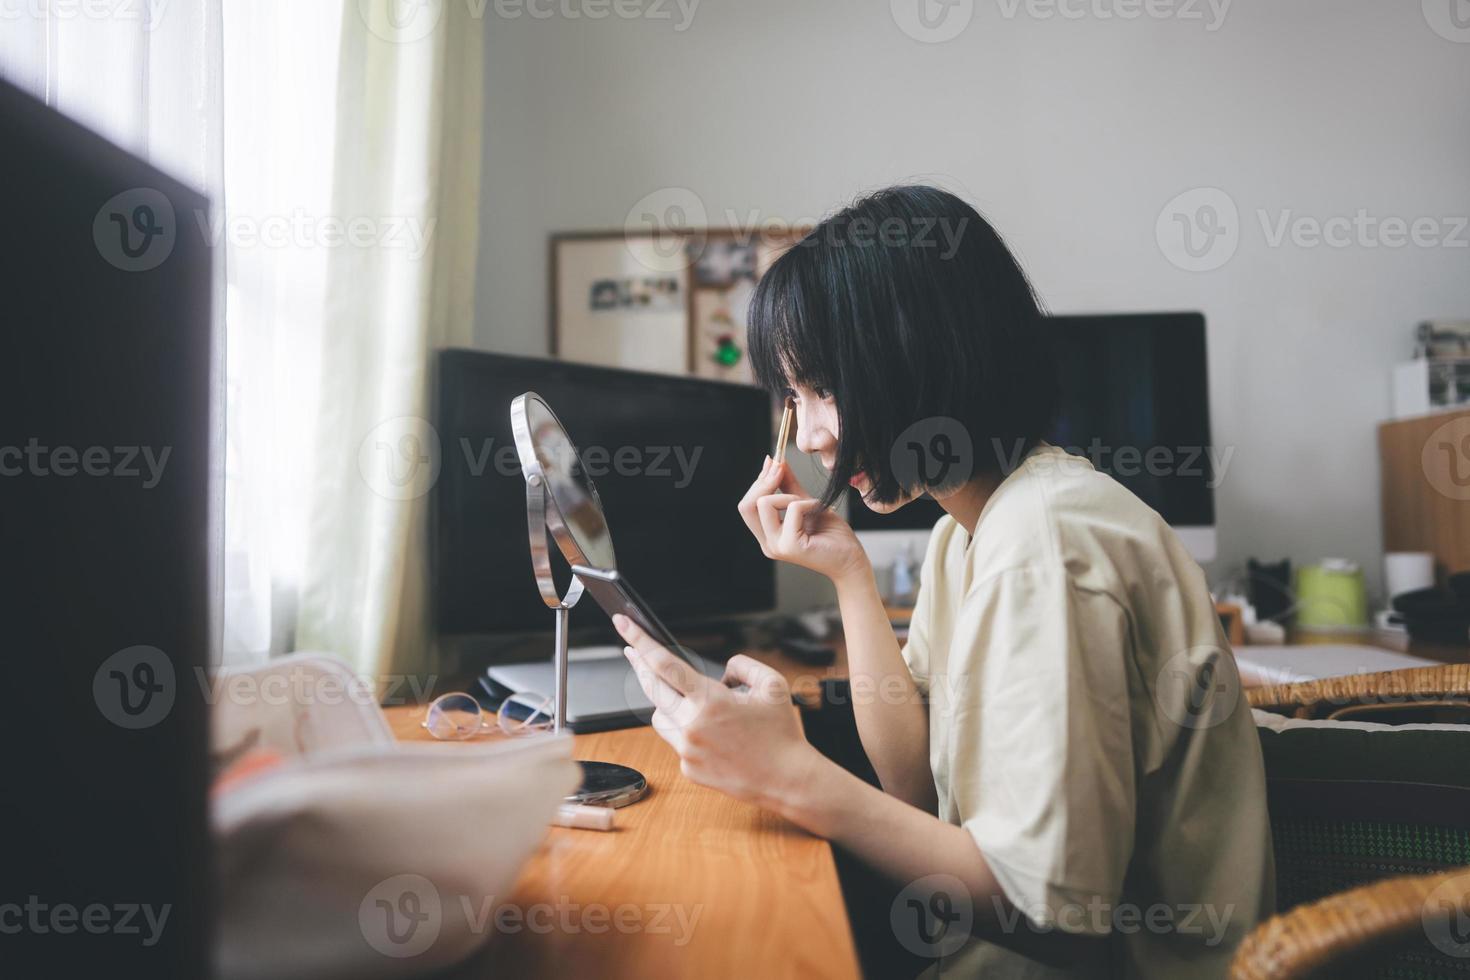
[487,649,657,733]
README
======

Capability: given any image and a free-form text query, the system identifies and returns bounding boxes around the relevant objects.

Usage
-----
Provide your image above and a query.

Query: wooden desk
[385,646,859,979]
[401,623,1470,974]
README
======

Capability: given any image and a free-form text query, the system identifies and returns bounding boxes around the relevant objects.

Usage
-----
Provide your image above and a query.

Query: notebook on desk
[1234,643,1442,687]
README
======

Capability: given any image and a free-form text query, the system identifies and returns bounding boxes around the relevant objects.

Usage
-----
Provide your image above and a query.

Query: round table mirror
[510,391,647,808]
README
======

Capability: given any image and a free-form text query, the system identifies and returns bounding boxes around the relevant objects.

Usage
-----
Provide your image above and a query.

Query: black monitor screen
[848,312,1215,531]
[434,351,775,635]
[4,78,212,977]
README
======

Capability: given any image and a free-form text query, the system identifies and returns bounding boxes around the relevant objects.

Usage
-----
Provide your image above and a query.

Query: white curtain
[294,4,483,678]
[2,1,482,678]
[218,2,348,666]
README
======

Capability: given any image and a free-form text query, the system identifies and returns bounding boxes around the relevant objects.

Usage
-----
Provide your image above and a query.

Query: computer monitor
[849,311,1217,565]
[3,78,213,977]
[433,351,775,645]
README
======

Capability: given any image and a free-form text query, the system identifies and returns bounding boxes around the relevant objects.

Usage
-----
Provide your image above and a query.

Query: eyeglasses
[421,691,554,740]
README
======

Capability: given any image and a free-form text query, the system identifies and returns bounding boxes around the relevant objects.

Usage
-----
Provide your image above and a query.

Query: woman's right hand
[737,456,870,587]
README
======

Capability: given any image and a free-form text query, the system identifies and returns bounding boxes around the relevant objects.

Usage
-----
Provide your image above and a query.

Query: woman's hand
[613,613,821,809]
[737,456,870,587]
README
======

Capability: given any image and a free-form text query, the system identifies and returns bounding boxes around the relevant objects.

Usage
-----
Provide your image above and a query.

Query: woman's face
[786,381,917,515]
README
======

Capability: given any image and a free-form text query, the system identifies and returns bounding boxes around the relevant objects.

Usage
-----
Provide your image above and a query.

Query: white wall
[475,0,1470,603]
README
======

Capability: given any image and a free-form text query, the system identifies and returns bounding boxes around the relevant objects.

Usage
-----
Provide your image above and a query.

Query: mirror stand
[525,474,648,807]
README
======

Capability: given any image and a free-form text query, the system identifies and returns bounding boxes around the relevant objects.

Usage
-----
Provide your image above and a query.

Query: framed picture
[551,227,808,380]
[551,234,691,375]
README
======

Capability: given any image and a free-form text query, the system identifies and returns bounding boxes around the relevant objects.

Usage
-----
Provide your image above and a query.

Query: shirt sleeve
[945,565,1137,936]
[900,588,931,700]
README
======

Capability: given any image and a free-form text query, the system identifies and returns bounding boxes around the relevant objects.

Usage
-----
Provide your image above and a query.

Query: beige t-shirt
[902,444,1273,978]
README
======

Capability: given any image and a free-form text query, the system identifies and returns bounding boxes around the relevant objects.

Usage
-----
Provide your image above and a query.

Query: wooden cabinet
[1379,408,1470,581]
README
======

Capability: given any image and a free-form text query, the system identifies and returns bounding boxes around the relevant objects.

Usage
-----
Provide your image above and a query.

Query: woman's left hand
[612,613,819,809]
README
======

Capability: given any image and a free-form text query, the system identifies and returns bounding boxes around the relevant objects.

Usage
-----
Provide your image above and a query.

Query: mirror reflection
[521,394,617,572]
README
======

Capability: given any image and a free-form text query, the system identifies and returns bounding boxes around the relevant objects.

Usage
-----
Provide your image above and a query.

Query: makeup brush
[774,400,793,465]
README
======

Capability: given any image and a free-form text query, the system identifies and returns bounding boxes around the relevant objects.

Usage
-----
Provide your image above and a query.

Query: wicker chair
[1235,664,1470,977]
[1248,663,1470,723]
[1231,866,1470,979]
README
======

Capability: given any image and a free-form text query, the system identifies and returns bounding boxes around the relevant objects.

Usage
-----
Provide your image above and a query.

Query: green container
[1294,560,1369,631]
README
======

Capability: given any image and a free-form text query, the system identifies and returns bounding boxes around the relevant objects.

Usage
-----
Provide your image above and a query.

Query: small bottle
[890,544,917,607]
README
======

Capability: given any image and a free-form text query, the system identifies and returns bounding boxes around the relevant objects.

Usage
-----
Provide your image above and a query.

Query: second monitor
[434,350,775,644]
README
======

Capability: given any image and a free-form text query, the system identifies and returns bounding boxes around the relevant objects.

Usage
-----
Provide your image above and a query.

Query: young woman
[612,185,1273,977]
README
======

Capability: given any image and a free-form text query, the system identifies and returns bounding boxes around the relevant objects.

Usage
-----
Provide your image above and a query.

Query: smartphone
[570,565,715,675]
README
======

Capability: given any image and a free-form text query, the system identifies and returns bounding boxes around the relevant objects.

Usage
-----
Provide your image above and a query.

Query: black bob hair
[747,185,1057,510]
